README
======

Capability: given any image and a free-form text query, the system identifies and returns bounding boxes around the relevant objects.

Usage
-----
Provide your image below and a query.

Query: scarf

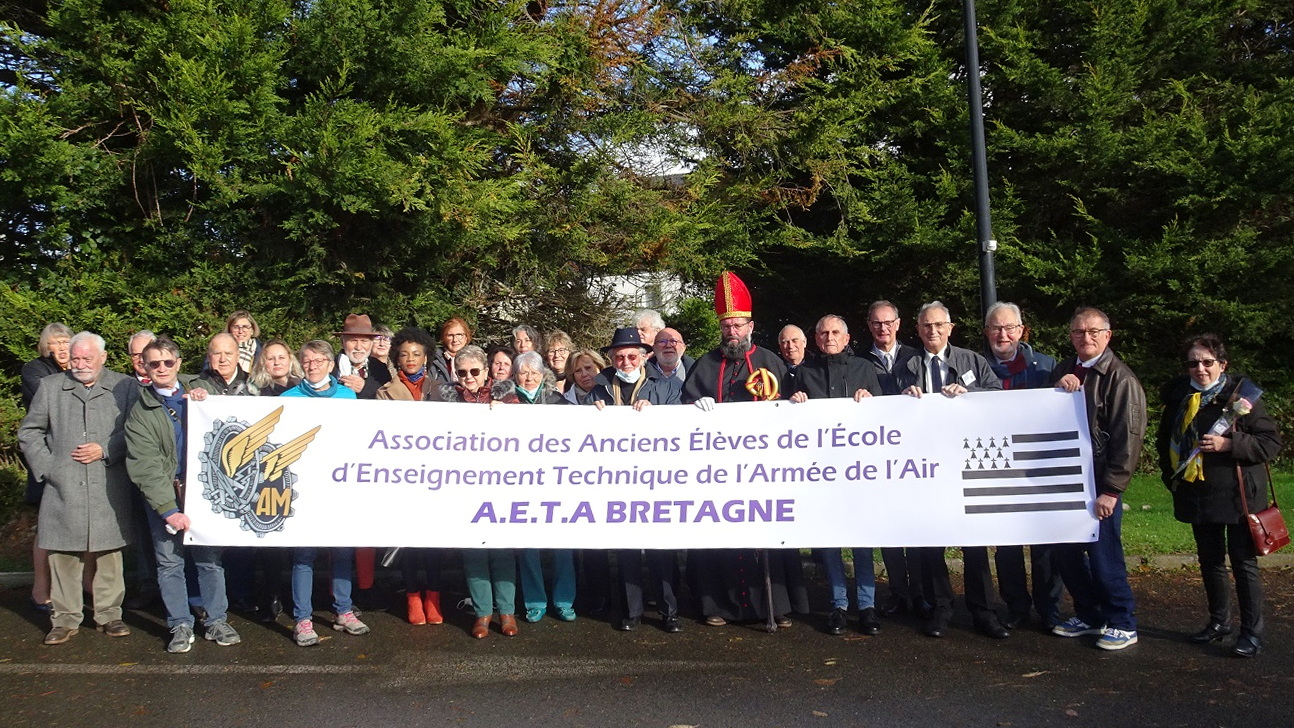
[1169,373,1229,483]
[237,340,257,374]
[515,383,543,403]
[989,351,1030,390]
[298,376,345,398]
[398,369,426,400]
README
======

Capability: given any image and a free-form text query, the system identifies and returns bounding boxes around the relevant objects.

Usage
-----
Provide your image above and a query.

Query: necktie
[1073,365,1088,385]
[929,357,943,392]
[883,353,892,373]
[357,365,368,380]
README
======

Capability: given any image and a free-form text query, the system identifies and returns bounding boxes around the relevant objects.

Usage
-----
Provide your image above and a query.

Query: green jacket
[125,375,217,515]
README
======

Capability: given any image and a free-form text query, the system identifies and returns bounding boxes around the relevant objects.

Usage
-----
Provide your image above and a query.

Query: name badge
[961,369,976,386]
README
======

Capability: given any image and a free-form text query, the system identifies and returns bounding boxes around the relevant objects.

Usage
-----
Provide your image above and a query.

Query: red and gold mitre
[714,271,752,320]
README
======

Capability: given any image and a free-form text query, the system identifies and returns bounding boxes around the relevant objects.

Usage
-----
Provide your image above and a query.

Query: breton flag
[960,431,1087,514]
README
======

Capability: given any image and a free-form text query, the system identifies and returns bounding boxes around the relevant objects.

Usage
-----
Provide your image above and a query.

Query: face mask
[615,368,641,384]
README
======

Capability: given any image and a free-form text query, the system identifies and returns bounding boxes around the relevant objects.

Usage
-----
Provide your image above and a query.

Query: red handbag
[1237,462,1289,556]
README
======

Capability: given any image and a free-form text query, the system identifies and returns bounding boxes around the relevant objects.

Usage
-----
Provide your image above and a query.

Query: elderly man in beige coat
[19,331,139,645]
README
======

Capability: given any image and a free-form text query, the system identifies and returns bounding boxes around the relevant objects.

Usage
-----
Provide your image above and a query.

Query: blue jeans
[519,549,576,611]
[1055,496,1136,631]
[291,547,355,622]
[817,548,876,610]
[145,507,227,629]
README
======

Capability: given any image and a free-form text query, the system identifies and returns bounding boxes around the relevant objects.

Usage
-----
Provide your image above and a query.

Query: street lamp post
[962,0,997,318]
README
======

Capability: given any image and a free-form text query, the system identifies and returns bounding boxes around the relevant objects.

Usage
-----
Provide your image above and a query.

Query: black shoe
[914,601,935,620]
[1003,611,1030,630]
[975,616,1010,640]
[923,612,950,638]
[1232,633,1261,658]
[662,615,682,633]
[880,598,909,617]
[259,595,284,623]
[229,598,259,614]
[826,607,847,635]
[1189,622,1233,644]
[617,616,640,631]
[858,607,881,636]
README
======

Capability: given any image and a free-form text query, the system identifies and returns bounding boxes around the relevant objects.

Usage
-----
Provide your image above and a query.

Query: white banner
[182,389,1098,549]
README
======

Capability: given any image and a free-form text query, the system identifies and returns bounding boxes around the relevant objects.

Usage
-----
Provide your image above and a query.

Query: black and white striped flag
[960,431,1087,515]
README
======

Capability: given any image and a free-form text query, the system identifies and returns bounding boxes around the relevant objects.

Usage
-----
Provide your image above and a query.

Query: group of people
[16,273,1281,658]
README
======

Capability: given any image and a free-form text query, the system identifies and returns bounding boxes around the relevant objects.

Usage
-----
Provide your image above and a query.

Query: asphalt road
[3,566,1293,728]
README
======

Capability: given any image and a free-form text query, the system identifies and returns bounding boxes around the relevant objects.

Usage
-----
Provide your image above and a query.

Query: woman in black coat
[1156,334,1282,657]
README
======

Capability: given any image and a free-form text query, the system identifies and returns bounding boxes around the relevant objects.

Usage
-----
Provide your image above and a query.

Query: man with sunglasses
[125,337,241,653]
[1049,307,1146,650]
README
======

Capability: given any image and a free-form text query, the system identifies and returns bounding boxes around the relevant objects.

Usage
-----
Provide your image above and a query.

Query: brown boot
[406,591,426,625]
[471,616,491,639]
[423,591,443,625]
[500,613,518,637]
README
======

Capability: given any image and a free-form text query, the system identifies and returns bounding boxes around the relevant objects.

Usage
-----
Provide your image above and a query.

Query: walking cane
[762,550,776,634]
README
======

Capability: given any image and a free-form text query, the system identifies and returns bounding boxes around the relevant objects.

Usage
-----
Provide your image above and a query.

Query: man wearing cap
[898,301,1006,640]
[335,313,392,400]
[591,328,684,632]
[683,272,805,629]
[788,315,884,636]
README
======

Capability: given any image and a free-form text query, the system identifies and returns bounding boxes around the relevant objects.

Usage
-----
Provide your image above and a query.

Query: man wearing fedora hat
[591,327,684,633]
[334,313,391,400]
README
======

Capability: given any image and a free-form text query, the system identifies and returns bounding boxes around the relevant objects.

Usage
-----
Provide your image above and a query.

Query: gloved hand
[694,397,716,412]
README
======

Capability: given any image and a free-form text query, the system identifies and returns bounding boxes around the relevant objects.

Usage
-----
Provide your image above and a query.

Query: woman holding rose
[1156,334,1282,657]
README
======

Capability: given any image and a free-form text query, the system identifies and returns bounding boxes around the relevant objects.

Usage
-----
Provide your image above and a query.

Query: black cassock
[681,345,809,621]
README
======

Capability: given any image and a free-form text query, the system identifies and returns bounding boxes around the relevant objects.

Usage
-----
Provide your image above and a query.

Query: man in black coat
[789,315,883,636]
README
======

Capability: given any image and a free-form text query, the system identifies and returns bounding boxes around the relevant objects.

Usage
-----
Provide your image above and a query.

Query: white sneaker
[1096,627,1138,650]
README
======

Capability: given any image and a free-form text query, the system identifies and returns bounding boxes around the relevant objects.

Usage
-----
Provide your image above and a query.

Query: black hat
[600,327,652,354]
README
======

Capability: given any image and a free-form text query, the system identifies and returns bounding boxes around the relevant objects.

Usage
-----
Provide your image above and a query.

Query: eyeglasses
[985,324,1022,335]
[145,359,177,370]
[918,321,952,330]
[654,339,682,347]
[868,319,898,329]
[301,357,331,368]
[720,320,752,331]
[1070,328,1110,338]
[548,347,570,355]
[1185,358,1219,369]
[374,335,391,342]
[444,332,467,340]
[456,367,483,378]
[230,324,253,331]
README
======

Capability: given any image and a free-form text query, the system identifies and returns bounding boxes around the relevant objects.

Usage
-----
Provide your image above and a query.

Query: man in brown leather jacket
[1049,306,1146,651]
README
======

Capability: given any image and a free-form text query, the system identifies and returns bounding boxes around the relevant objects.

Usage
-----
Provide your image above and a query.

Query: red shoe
[423,591,443,625]
[406,592,426,625]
